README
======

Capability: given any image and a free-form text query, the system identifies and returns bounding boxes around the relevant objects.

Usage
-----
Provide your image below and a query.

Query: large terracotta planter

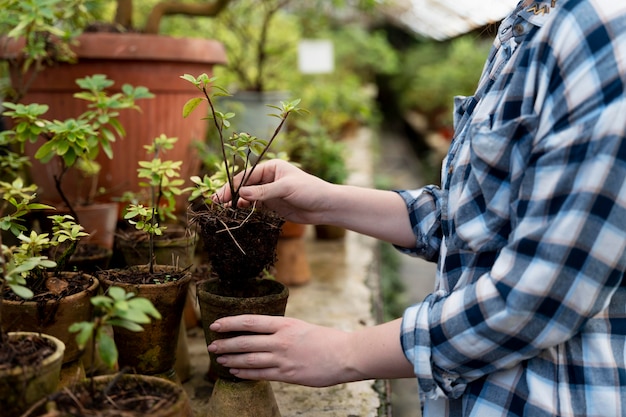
[0,332,65,416]
[1,273,99,365]
[98,265,192,381]
[6,33,227,213]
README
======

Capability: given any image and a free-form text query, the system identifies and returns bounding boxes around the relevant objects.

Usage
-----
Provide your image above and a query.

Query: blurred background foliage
[2,0,493,182]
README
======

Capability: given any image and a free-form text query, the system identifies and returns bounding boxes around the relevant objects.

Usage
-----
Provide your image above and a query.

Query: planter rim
[3,272,99,305]
[1,33,228,65]
[197,277,289,303]
[99,265,193,289]
[2,332,65,378]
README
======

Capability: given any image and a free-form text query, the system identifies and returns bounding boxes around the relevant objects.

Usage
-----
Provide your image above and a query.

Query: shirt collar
[497,0,560,45]
[520,0,560,27]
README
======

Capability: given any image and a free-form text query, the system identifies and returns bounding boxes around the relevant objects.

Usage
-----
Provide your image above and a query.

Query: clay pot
[196,277,288,417]
[279,221,307,238]
[116,227,197,269]
[8,32,227,214]
[314,224,346,240]
[98,265,192,381]
[0,332,65,416]
[23,374,193,417]
[1,273,99,365]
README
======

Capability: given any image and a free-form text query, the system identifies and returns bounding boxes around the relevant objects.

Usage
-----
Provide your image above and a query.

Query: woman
[208,0,626,415]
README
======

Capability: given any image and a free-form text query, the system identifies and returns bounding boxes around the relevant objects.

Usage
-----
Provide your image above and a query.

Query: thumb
[239,183,275,202]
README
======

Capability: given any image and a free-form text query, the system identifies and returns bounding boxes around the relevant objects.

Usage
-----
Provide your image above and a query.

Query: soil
[190,204,284,295]
[28,374,181,416]
[2,272,94,304]
[0,333,55,371]
[96,264,190,285]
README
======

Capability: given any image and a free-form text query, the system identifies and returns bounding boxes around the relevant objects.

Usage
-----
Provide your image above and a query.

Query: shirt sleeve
[400,1,626,399]
[393,186,444,262]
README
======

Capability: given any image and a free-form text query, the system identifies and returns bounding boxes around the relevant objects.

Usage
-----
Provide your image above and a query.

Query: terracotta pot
[8,33,227,214]
[274,237,311,286]
[116,227,197,269]
[0,332,65,416]
[74,202,120,250]
[314,224,346,240]
[2,273,99,364]
[279,221,307,238]
[98,265,192,380]
[197,277,288,417]
[196,278,289,381]
[23,374,193,417]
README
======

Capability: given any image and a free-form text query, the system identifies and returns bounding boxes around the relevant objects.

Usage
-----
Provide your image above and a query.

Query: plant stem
[202,85,237,202]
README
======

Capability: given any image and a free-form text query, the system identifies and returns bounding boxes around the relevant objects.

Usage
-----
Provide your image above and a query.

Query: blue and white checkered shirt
[397,0,626,415]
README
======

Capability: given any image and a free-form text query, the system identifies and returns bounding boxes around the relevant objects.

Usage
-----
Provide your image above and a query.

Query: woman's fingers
[210,314,284,334]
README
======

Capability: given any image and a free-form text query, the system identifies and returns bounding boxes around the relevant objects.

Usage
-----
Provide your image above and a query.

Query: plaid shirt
[397,0,626,416]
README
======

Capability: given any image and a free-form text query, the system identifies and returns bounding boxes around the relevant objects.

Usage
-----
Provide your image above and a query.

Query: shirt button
[513,24,525,34]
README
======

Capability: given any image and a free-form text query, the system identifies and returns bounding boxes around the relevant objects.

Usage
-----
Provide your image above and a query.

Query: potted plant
[0,331,65,416]
[116,134,196,269]
[0,176,66,415]
[0,170,95,396]
[183,73,302,416]
[2,74,153,269]
[96,134,193,382]
[22,285,193,417]
[1,0,229,215]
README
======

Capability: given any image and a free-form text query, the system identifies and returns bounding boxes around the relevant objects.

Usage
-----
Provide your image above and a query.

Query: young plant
[69,285,161,391]
[120,134,185,274]
[0,0,93,103]
[181,74,305,291]
[181,73,304,208]
[1,74,154,222]
[0,177,87,343]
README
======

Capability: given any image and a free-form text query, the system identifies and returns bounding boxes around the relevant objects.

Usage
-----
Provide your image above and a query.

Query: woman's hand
[208,315,352,387]
[214,159,334,225]
[208,315,414,387]
[214,159,417,247]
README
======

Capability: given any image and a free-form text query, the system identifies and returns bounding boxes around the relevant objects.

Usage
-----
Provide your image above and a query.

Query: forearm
[322,185,416,248]
[342,318,415,382]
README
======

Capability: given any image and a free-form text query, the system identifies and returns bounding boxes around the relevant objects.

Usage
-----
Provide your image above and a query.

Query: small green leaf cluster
[181,73,304,206]
[2,213,87,299]
[2,74,153,176]
[121,134,185,235]
[69,286,162,370]
[0,0,93,83]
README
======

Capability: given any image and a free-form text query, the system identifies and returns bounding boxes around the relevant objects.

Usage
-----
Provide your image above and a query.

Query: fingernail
[230,368,240,375]
[207,343,217,353]
[210,322,221,331]
[216,356,226,364]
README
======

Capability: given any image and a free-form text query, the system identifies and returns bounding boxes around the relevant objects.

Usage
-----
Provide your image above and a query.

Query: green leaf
[128,298,162,320]
[182,98,204,118]
[97,332,118,369]
[108,319,144,332]
[8,283,34,300]
[70,322,94,349]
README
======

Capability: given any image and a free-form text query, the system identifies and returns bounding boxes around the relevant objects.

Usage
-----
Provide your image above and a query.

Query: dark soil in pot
[2,272,98,364]
[0,333,56,370]
[24,374,193,417]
